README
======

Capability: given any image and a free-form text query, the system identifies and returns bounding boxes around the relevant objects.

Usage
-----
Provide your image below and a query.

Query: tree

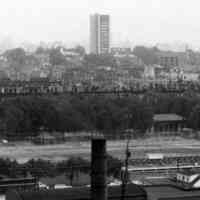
[3,104,24,137]
[188,105,200,130]
[56,100,88,132]
[62,157,90,186]
[74,45,86,56]
[35,46,48,54]
[107,155,122,178]
[25,159,57,178]
[170,96,194,118]
[133,46,159,65]
[49,47,66,66]
[128,103,153,135]
[0,158,13,176]
[4,48,26,71]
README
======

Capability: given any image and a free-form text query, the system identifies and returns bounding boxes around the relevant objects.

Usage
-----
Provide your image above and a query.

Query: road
[1,137,200,163]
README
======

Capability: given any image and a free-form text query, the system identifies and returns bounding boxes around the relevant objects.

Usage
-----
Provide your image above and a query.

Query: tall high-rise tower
[90,14,110,54]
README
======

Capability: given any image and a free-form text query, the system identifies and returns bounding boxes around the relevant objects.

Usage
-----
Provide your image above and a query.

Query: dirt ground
[1,136,200,163]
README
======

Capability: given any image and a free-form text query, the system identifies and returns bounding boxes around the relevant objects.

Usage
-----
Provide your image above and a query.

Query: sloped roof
[145,185,200,200]
[154,114,183,122]
[190,175,200,188]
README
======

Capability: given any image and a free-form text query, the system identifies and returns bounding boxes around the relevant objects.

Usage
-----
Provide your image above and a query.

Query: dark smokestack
[91,138,107,200]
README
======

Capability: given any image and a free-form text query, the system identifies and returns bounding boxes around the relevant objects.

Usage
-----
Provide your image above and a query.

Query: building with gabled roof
[176,169,200,189]
[151,114,185,134]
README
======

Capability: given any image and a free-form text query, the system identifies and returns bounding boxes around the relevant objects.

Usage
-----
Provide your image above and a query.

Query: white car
[85,184,91,187]
[131,180,143,185]
[38,182,49,189]
[1,139,8,144]
[54,184,72,189]
[108,180,121,186]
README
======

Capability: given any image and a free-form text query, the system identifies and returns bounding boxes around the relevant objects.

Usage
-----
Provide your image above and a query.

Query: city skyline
[1,0,200,50]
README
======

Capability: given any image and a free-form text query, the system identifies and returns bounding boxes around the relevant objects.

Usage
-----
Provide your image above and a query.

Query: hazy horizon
[1,0,200,50]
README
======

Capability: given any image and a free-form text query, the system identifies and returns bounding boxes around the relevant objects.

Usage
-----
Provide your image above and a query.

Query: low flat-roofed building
[6,184,147,200]
[157,52,179,68]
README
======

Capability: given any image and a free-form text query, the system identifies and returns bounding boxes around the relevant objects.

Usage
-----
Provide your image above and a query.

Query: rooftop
[145,185,200,200]
[6,184,146,200]
[177,169,198,176]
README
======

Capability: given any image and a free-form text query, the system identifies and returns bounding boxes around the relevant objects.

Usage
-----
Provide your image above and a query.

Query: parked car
[38,182,49,190]
[108,179,121,186]
[54,184,72,189]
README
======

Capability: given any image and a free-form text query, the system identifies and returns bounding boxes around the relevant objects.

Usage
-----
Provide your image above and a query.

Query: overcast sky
[1,0,200,48]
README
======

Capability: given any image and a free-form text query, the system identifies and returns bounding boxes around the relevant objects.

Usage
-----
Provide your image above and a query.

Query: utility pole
[177,157,180,172]
[121,138,131,200]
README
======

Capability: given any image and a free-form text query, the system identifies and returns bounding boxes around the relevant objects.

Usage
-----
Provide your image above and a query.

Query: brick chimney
[91,138,107,200]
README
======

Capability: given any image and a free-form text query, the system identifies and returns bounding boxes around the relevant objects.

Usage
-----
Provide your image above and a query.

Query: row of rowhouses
[0,78,63,95]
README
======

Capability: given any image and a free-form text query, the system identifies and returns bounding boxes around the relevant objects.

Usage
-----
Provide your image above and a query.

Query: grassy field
[1,136,200,163]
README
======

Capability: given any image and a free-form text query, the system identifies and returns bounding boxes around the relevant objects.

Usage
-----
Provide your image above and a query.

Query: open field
[1,136,200,163]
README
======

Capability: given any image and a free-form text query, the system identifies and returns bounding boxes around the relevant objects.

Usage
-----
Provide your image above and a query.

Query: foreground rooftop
[6,184,147,200]
[145,185,200,200]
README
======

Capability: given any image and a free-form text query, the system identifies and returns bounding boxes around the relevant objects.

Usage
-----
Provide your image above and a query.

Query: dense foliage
[0,95,153,138]
[0,93,199,139]
[0,155,122,182]
[133,46,159,65]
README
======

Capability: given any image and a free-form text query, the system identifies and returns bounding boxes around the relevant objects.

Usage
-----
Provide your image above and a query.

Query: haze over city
[0,0,200,50]
[3,0,200,199]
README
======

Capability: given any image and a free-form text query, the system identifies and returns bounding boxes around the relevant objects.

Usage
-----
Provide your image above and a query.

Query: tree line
[0,155,122,185]
[0,94,200,139]
[0,95,153,138]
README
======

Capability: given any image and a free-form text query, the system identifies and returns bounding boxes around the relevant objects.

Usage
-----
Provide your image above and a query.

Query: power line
[120,138,131,200]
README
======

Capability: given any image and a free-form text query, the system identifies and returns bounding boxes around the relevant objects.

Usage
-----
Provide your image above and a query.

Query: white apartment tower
[90,14,110,54]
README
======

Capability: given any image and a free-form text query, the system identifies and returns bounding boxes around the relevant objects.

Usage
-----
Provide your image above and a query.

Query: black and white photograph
[0,0,200,200]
